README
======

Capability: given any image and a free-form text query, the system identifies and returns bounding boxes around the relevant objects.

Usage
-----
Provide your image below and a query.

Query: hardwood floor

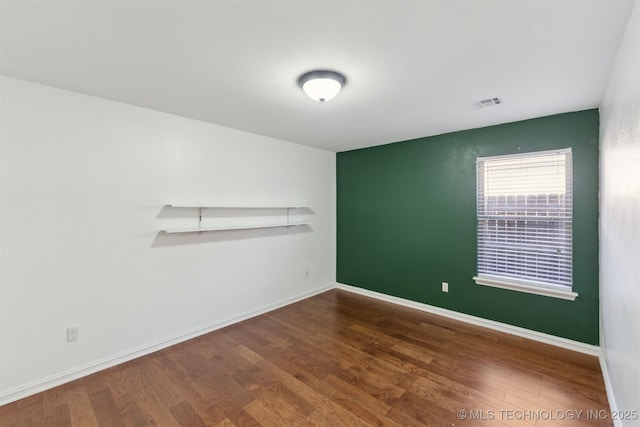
[1,289,612,426]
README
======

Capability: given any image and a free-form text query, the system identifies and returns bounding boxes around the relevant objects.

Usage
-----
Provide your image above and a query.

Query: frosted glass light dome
[298,70,346,103]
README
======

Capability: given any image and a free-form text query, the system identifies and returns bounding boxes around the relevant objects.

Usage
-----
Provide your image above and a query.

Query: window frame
[472,148,578,301]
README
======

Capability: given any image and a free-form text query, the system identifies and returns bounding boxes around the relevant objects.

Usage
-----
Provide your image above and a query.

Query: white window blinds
[476,149,572,288]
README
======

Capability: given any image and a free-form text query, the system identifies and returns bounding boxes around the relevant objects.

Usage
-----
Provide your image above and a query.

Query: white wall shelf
[160,205,313,234]
[161,221,312,234]
[164,205,314,209]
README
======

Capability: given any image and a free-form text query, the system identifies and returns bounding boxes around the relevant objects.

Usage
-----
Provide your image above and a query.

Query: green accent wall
[337,110,600,344]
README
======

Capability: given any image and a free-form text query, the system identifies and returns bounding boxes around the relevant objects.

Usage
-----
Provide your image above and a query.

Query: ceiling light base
[298,70,346,103]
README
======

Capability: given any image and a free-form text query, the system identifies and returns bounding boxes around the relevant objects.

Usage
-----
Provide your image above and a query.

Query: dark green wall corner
[336,110,600,345]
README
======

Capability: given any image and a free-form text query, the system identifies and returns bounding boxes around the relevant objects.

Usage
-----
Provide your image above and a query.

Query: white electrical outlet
[305,269,309,278]
[442,282,449,293]
[67,327,79,342]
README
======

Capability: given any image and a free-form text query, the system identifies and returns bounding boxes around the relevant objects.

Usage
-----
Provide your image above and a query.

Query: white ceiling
[0,0,634,152]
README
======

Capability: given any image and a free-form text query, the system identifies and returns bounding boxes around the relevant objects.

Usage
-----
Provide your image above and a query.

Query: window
[473,148,577,300]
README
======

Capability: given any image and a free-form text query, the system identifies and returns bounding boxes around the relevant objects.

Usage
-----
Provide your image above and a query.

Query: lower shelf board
[160,221,312,234]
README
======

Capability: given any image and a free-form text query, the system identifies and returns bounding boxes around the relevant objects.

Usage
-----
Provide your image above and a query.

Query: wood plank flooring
[1,289,613,426]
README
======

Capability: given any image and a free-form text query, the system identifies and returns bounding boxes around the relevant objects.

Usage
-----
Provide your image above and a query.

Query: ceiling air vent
[472,97,503,109]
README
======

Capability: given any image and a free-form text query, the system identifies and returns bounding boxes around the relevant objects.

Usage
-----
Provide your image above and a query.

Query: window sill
[473,275,578,301]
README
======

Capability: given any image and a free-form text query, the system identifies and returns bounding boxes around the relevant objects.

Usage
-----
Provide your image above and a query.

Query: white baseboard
[599,347,622,427]
[0,282,605,407]
[336,283,600,356]
[0,284,334,406]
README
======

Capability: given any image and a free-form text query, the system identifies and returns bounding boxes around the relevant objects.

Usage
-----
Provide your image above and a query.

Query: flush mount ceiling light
[298,70,346,103]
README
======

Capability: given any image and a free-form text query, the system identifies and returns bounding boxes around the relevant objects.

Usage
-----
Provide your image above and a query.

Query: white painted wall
[0,77,335,403]
[599,0,640,424]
